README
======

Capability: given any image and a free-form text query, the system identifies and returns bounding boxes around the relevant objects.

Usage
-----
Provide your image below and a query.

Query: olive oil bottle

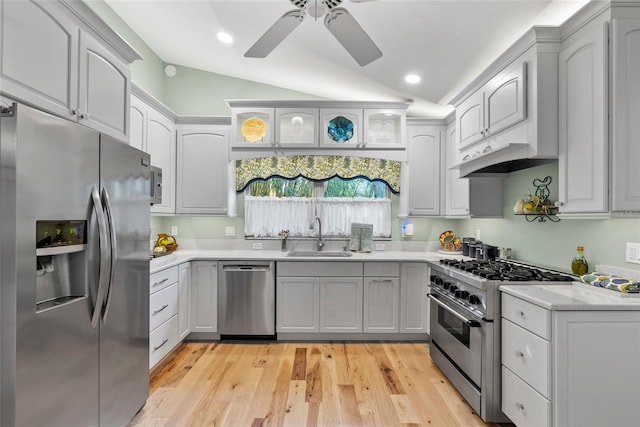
[571,245,589,275]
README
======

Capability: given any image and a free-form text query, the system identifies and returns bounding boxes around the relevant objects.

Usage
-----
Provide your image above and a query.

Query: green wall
[93,1,640,274]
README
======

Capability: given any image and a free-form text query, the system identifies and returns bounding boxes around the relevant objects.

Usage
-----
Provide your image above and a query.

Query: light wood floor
[131,341,499,427]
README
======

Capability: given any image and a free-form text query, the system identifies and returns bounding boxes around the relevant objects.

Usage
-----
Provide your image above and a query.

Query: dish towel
[350,223,373,252]
[580,273,640,293]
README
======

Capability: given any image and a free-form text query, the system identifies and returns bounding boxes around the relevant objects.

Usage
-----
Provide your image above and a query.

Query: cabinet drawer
[502,319,551,397]
[150,283,178,331]
[502,293,551,339]
[502,366,551,427]
[149,315,178,369]
[150,266,178,294]
[364,262,399,277]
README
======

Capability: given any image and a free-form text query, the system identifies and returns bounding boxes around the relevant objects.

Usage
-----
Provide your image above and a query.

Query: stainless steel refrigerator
[0,101,150,426]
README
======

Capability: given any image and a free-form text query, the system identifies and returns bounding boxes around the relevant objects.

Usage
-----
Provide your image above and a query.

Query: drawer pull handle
[372,279,394,283]
[515,402,525,412]
[515,309,524,317]
[153,304,169,315]
[515,350,525,359]
[153,338,169,352]
[152,278,169,287]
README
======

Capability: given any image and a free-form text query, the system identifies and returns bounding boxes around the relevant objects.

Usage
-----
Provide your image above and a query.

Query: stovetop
[439,258,575,282]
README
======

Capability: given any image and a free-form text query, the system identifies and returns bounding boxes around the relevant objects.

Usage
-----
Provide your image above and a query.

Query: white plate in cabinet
[149,315,178,369]
[502,319,551,398]
[275,108,318,147]
[502,293,550,339]
[502,366,551,427]
[231,107,274,147]
[150,266,178,294]
[320,108,362,148]
[150,283,178,331]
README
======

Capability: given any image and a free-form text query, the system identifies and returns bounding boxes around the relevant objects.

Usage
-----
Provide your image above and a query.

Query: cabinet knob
[71,109,78,116]
[79,113,89,120]
[515,350,525,358]
[515,309,524,317]
[515,402,525,412]
[554,201,564,207]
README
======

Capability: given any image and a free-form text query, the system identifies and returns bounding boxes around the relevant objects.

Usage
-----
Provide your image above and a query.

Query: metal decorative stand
[517,176,560,223]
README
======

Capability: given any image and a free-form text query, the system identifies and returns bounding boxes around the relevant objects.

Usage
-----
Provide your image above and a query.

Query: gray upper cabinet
[406,124,443,216]
[130,94,176,214]
[275,108,318,148]
[0,0,138,142]
[445,121,470,216]
[456,60,526,152]
[558,22,608,214]
[611,18,640,212]
[320,107,363,148]
[363,108,406,149]
[230,107,275,148]
[176,124,229,215]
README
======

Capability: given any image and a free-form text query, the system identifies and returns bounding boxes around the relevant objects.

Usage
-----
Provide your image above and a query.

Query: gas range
[427,258,576,423]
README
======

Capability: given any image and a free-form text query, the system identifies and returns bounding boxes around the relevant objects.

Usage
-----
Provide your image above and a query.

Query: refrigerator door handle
[91,185,112,328]
[101,187,117,324]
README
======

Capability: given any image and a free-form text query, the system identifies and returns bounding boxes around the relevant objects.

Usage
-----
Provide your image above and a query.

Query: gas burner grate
[439,258,574,282]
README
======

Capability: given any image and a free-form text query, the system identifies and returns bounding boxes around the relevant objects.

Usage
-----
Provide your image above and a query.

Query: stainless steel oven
[428,258,575,423]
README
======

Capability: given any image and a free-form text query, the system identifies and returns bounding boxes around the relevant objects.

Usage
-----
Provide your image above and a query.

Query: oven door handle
[427,294,482,327]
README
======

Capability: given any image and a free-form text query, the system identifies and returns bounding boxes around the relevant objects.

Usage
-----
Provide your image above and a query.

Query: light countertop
[500,283,640,311]
[150,249,447,274]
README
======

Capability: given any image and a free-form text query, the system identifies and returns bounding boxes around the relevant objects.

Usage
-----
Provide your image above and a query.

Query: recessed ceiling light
[217,32,233,44]
[405,74,421,84]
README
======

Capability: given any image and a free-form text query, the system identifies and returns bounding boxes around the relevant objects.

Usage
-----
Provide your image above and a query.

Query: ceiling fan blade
[245,10,305,58]
[324,7,382,66]
[324,7,382,67]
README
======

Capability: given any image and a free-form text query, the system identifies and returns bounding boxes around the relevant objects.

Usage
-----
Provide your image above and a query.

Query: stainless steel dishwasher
[218,261,275,338]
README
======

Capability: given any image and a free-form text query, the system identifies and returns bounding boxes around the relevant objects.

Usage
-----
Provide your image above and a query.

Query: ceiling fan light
[405,74,421,84]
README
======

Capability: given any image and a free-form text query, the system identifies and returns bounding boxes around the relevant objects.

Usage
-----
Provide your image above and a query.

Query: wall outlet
[625,242,640,264]
[475,229,481,240]
[252,242,263,250]
[225,226,235,237]
[375,243,385,251]
[171,225,178,236]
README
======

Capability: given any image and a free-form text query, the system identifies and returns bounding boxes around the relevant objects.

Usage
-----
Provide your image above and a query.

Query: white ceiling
[105,0,589,117]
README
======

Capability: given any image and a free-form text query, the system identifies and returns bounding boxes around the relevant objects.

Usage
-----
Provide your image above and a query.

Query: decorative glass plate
[327,116,354,143]
[241,117,267,142]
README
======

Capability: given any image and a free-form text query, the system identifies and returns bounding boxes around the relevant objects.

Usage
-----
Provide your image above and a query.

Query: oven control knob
[460,290,470,299]
[468,295,481,305]
[443,281,452,290]
[431,276,443,286]
[449,285,458,293]
[454,289,462,298]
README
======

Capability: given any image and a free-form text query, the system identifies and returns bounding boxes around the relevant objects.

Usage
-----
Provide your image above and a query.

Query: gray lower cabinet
[363,262,400,333]
[276,277,320,332]
[177,262,191,341]
[319,277,363,332]
[190,261,217,333]
[400,263,430,334]
[277,261,424,336]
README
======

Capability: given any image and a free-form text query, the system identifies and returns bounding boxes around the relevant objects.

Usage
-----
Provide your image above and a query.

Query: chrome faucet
[311,216,325,251]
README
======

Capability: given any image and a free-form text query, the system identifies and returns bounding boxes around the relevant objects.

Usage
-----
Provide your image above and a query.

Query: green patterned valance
[236,156,401,193]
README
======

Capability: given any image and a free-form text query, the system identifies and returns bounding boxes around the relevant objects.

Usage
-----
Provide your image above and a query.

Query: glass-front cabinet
[363,108,406,148]
[275,108,318,147]
[231,107,274,147]
[320,108,363,148]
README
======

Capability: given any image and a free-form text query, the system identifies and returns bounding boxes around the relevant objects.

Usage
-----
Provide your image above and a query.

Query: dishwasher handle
[222,265,271,272]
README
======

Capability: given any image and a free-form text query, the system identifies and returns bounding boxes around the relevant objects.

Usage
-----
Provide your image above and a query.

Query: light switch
[225,226,235,237]
[171,226,178,236]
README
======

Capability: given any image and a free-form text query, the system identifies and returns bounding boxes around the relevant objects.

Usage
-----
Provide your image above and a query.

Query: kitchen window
[238,156,399,239]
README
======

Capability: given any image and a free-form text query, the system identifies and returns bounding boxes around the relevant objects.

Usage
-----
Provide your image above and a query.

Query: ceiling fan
[245,0,382,66]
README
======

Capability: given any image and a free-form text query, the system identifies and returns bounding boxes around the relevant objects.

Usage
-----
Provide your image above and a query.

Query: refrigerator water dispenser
[36,220,87,311]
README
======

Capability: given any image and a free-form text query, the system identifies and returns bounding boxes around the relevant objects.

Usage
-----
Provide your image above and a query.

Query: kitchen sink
[287,251,353,257]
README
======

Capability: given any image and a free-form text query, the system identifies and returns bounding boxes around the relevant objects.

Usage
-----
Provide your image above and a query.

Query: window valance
[235,155,401,193]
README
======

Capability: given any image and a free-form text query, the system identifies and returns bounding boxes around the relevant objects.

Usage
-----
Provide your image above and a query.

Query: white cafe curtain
[244,196,391,238]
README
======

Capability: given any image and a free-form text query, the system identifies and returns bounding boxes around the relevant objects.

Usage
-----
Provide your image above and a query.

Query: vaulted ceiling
[105,0,589,117]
